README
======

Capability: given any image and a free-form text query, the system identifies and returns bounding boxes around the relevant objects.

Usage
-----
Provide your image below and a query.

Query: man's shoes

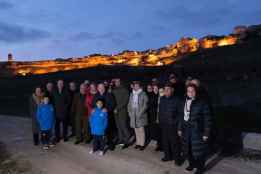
[55,138,60,143]
[108,145,115,151]
[194,169,204,174]
[74,140,81,145]
[175,159,183,166]
[161,157,172,162]
[134,145,140,149]
[139,146,145,151]
[68,134,75,138]
[121,144,129,149]
[155,146,162,152]
[116,141,124,146]
[85,139,91,144]
[185,165,195,172]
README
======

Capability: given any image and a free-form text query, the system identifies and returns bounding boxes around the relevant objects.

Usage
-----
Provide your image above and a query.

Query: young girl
[37,96,54,150]
[89,99,108,156]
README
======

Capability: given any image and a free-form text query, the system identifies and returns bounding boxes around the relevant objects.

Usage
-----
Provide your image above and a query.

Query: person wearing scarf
[29,87,44,145]
[128,81,148,151]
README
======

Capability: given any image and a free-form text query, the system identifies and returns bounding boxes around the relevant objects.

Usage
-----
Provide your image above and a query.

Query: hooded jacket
[37,104,54,131]
[89,108,108,135]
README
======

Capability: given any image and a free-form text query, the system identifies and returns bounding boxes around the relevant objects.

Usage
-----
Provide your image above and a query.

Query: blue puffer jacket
[37,104,54,131]
[89,108,108,136]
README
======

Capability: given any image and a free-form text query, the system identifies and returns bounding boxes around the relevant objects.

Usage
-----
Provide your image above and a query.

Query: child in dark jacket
[89,99,108,156]
[37,96,54,150]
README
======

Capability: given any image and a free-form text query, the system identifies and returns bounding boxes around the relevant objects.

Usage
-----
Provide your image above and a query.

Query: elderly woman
[178,84,211,174]
[29,87,44,145]
[128,81,148,151]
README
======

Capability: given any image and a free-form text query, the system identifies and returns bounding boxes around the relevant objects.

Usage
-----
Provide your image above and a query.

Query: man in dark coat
[112,78,131,149]
[44,82,54,105]
[53,80,70,142]
[169,73,185,98]
[71,83,89,144]
[158,83,182,166]
[93,83,116,150]
[178,84,211,174]
[68,81,77,138]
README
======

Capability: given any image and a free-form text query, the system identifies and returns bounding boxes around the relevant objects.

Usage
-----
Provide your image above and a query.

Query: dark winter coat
[171,81,185,98]
[71,93,88,119]
[44,90,54,106]
[147,92,159,124]
[92,92,116,113]
[112,85,129,119]
[53,88,70,119]
[178,98,211,159]
[158,95,180,126]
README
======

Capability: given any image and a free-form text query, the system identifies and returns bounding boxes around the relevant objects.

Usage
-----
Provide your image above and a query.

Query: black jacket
[158,95,180,125]
[147,92,159,124]
[92,92,116,113]
[177,98,211,158]
[53,88,70,119]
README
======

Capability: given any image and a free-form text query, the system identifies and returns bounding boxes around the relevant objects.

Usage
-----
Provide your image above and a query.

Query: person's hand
[178,131,182,137]
[102,108,108,112]
[114,109,118,114]
[203,136,208,142]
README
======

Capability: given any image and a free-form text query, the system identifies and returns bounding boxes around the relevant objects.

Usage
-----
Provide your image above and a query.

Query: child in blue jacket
[37,96,54,150]
[89,99,108,156]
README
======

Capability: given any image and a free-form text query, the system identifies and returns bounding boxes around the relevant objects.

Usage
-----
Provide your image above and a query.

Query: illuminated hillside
[2,24,260,76]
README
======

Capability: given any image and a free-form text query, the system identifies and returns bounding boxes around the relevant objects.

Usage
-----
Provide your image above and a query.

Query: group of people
[29,73,212,174]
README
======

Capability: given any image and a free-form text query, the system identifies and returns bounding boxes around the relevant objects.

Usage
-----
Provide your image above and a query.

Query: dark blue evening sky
[0,0,260,61]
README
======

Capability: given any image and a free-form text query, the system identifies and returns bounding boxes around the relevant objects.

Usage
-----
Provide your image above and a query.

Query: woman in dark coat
[29,87,43,145]
[147,84,161,150]
[178,84,211,174]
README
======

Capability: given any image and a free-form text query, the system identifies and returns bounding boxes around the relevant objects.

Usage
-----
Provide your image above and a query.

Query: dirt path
[0,115,260,174]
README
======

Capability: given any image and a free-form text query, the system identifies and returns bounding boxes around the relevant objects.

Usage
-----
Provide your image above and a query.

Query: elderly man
[71,83,90,144]
[68,81,77,138]
[169,73,185,98]
[53,80,70,142]
[158,83,182,166]
[112,78,131,149]
[44,82,54,105]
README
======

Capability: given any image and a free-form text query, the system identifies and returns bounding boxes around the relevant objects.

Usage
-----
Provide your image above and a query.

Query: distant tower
[8,53,13,62]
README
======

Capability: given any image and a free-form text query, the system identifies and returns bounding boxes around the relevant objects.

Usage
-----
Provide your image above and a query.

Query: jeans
[93,135,105,151]
[41,130,51,145]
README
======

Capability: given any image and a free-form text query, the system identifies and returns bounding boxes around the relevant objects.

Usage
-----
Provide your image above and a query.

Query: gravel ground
[0,115,260,174]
